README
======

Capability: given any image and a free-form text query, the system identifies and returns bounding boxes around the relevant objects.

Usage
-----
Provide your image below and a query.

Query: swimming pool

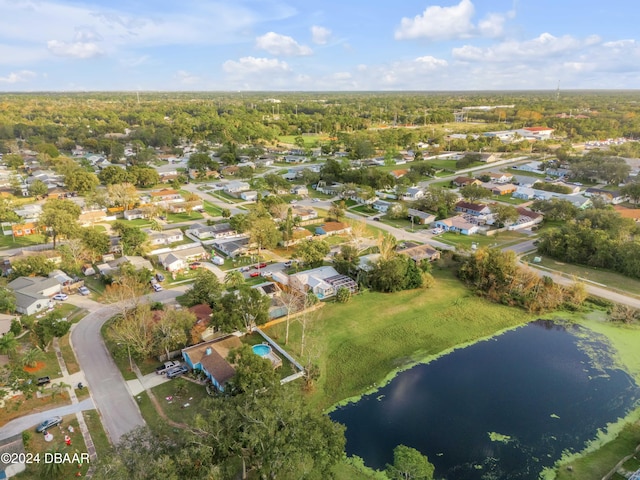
[252,344,272,357]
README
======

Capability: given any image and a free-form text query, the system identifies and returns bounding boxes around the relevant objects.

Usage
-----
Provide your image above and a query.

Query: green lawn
[264,269,533,411]
[83,409,111,456]
[150,377,209,425]
[490,194,528,205]
[523,254,640,298]
[437,230,528,250]
[112,218,152,227]
[350,205,376,216]
[208,191,244,203]
[202,200,223,216]
[166,211,204,223]
[278,134,325,147]
[0,233,47,249]
[377,215,429,231]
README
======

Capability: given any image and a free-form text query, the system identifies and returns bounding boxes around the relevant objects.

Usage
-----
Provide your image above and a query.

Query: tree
[335,286,352,303]
[38,198,81,248]
[152,310,190,360]
[112,221,148,256]
[0,287,16,314]
[0,196,19,223]
[34,311,71,348]
[329,200,346,221]
[249,217,280,256]
[182,270,222,307]
[10,255,55,279]
[221,208,231,219]
[295,239,330,268]
[4,153,24,170]
[110,304,156,362]
[229,213,250,233]
[64,169,99,194]
[459,184,490,202]
[20,347,44,368]
[99,166,133,185]
[492,204,520,227]
[211,287,270,333]
[79,227,111,260]
[100,268,149,318]
[621,181,640,204]
[224,270,245,289]
[0,332,18,357]
[130,166,160,188]
[27,179,48,199]
[386,445,435,480]
[333,244,359,276]
[107,183,139,209]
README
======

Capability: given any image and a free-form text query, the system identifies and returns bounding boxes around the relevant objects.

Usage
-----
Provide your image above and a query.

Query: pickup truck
[155,361,181,375]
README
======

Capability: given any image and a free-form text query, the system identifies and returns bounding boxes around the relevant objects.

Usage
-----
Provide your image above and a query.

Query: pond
[330,320,640,479]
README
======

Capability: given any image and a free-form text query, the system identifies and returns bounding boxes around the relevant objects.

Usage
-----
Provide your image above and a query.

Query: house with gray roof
[8,276,59,315]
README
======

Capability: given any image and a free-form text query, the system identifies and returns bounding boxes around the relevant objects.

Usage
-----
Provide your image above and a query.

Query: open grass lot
[437,230,529,250]
[0,233,46,249]
[202,200,223,216]
[264,268,533,411]
[523,254,640,298]
[490,194,529,205]
[377,215,430,231]
[552,421,640,480]
[17,415,91,479]
[150,377,209,425]
[278,134,326,146]
[166,211,204,223]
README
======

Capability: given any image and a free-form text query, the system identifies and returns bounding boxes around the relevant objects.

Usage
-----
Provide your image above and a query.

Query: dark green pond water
[330,320,640,479]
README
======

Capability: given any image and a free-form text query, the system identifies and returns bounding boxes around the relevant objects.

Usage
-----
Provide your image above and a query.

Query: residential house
[516,127,554,140]
[584,187,629,205]
[401,187,424,201]
[551,181,582,194]
[479,153,499,163]
[223,181,250,195]
[390,169,409,179]
[109,255,154,272]
[407,208,436,225]
[14,204,42,221]
[315,222,351,236]
[212,236,250,257]
[453,176,481,188]
[78,209,107,226]
[282,227,313,247]
[512,186,536,200]
[290,205,318,222]
[486,172,514,184]
[123,209,148,221]
[240,190,258,202]
[157,245,209,272]
[186,222,236,240]
[513,161,543,174]
[182,335,242,391]
[142,228,184,246]
[530,191,592,209]
[251,282,287,319]
[290,185,309,196]
[372,200,393,213]
[150,188,182,203]
[482,182,517,196]
[357,253,381,272]
[10,249,62,265]
[433,216,479,235]
[8,276,59,315]
[507,207,544,231]
[221,165,239,177]
[289,266,357,299]
[397,244,441,263]
[11,223,41,237]
[455,201,492,217]
[315,181,343,196]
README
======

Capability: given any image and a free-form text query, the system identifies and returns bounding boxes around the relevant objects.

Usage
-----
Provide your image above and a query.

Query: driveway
[0,398,95,441]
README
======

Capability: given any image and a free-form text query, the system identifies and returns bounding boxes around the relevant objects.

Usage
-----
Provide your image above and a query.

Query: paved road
[70,288,188,443]
[0,398,95,441]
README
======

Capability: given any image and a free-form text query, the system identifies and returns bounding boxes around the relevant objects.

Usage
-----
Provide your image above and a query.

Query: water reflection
[330,320,640,480]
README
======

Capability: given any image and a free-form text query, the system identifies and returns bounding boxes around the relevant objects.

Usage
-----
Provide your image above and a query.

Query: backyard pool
[252,344,272,357]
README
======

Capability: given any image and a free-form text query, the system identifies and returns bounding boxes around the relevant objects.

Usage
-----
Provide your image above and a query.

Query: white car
[152,283,163,292]
[52,293,68,301]
[78,286,90,296]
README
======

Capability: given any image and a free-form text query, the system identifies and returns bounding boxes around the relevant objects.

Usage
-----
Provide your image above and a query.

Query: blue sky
[1,0,639,91]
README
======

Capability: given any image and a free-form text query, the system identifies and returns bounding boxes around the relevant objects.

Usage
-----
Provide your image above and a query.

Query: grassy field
[166,211,204,223]
[437,230,529,249]
[202,200,223,216]
[523,254,640,298]
[0,233,47,249]
[278,134,327,146]
[350,205,376,216]
[264,268,533,411]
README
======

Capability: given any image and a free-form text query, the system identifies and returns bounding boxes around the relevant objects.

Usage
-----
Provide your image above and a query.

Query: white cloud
[222,56,290,75]
[452,33,601,62]
[0,70,36,83]
[415,55,449,68]
[255,32,312,56]
[175,70,200,85]
[395,0,512,41]
[311,25,331,45]
[47,40,102,58]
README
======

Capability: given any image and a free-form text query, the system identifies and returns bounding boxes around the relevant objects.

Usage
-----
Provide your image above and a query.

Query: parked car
[152,283,163,292]
[166,365,189,379]
[253,262,268,269]
[284,260,293,268]
[212,256,224,266]
[249,272,260,278]
[77,286,90,296]
[189,262,202,269]
[37,376,50,386]
[240,266,251,272]
[52,293,68,301]
[155,273,165,282]
[372,216,380,221]
[156,361,181,375]
[36,416,62,433]
[261,271,273,278]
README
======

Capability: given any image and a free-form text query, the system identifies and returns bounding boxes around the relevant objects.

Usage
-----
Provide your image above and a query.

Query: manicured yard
[377,215,429,231]
[59,333,79,374]
[490,194,529,205]
[523,254,640,298]
[264,268,533,411]
[0,233,47,249]
[166,211,204,223]
[436,230,529,250]
[202,200,223,216]
[350,205,376,216]
[18,415,91,479]
[278,134,326,146]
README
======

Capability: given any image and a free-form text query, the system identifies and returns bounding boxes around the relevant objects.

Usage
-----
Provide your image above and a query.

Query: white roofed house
[186,222,236,240]
[223,181,250,195]
[240,191,258,202]
[288,266,357,300]
[401,187,424,202]
[407,208,436,225]
[372,200,393,213]
[157,245,209,272]
[142,228,184,246]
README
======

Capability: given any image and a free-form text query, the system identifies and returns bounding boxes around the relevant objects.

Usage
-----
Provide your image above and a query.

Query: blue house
[181,336,242,391]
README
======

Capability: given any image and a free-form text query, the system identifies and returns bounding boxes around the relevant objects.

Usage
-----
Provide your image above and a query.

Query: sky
[1,0,639,91]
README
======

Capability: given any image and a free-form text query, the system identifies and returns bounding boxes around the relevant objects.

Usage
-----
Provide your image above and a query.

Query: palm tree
[224,270,245,289]
[0,332,18,358]
[20,347,44,368]
[50,381,71,400]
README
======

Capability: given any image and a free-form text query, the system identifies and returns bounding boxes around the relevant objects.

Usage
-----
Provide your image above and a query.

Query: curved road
[70,288,188,443]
